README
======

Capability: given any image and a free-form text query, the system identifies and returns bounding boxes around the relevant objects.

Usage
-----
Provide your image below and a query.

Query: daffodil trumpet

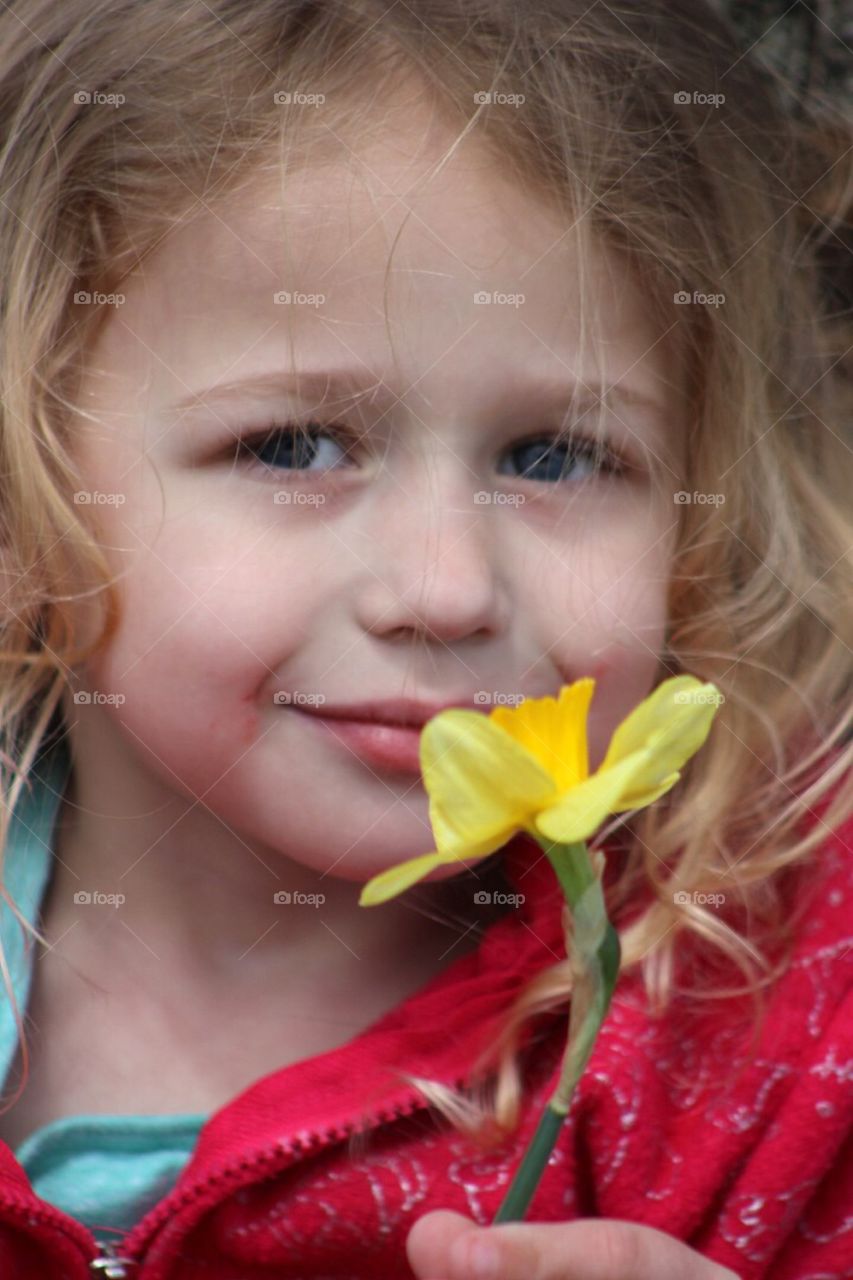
[358,674,723,1222]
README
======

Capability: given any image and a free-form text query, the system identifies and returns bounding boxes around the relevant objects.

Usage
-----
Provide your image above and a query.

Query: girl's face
[64,120,682,886]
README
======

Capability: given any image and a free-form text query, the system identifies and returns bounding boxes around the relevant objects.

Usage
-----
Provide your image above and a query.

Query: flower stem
[492,1102,565,1222]
[491,838,620,1224]
[545,838,596,903]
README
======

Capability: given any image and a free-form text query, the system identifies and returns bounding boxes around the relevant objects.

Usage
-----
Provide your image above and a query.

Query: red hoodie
[0,797,849,1280]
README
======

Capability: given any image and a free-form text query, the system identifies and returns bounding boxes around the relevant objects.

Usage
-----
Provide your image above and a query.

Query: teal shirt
[0,732,207,1242]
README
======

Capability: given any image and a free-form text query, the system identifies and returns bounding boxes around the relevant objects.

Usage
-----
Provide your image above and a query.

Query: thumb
[406,1210,744,1280]
[406,1209,484,1278]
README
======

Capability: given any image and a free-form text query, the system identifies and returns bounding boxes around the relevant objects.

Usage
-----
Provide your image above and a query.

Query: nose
[352,462,512,645]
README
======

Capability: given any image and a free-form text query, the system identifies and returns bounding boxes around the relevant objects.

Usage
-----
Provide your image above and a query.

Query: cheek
[587,573,669,767]
[585,642,665,771]
[73,530,281,786]
[548,542,671,772]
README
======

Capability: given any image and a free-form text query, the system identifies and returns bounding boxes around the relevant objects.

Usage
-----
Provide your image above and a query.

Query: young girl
[0,1,849,1277]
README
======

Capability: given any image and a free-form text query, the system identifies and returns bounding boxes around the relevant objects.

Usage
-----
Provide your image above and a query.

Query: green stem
[545,838,595,903]
[492,1102,565,1223]
[490,837,620,1223]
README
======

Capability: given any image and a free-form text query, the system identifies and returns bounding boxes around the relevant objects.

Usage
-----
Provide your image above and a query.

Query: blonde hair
[0,0,850,1150]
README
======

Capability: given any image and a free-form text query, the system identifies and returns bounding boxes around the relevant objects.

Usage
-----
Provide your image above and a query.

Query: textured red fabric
[0,793,849,1279]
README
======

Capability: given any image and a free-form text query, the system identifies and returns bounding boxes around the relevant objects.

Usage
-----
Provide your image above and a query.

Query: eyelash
[229,418,632,485]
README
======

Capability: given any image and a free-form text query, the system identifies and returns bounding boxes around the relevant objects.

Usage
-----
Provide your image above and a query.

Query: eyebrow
[166,369,392,418]
[164,367,670,429]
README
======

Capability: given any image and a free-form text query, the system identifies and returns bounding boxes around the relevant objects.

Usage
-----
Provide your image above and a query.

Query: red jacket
[0,797,850,1279]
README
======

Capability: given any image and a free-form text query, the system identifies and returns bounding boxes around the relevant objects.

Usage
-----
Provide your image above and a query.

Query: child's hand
[406,1209,742,1279]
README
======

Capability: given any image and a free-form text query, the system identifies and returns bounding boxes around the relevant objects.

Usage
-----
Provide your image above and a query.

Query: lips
[310,717,425,773]
[296,696,483,731]
[290,696,485,774]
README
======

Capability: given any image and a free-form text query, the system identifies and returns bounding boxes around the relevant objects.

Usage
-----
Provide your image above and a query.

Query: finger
[406,1210,483,1277]
[406,1210,743,1280]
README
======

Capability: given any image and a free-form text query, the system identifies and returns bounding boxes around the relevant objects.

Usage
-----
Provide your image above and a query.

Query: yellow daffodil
[359,674,722,906]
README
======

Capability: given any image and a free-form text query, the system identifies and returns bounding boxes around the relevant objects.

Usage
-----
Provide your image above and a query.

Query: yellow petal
[489,679,594,791]
[358,848,457,906]
[609,770,680,812]
[534,747,653,844]
[421,709,557,857]
[600,675,721,800]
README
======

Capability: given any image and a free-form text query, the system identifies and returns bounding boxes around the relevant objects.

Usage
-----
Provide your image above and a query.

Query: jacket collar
[111,826,632,1270]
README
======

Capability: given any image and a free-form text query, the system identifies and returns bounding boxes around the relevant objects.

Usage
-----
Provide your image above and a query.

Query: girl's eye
[232,420,627,483]
[499,434,624,483]
[235,420,354,475]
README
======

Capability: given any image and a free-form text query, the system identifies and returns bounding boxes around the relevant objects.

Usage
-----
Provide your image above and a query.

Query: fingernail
[467,1237,501,1279]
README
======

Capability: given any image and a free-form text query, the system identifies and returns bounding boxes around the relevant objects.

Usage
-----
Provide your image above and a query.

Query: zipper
[119,1085,435,1269]
[89,1240,136,1277]
[0,1083,440,1277]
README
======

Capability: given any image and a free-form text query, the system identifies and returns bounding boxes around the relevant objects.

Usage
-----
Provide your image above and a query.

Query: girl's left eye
[231,419,629,483]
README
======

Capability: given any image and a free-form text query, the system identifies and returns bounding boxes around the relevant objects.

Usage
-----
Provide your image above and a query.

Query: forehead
[180,142,646,346]
[85,110,682,434]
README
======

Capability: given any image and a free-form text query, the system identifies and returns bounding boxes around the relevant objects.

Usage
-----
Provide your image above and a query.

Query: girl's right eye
[234,419,354,476]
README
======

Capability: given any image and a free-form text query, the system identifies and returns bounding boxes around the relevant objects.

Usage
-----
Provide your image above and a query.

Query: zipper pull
[89,1239,136,1278]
